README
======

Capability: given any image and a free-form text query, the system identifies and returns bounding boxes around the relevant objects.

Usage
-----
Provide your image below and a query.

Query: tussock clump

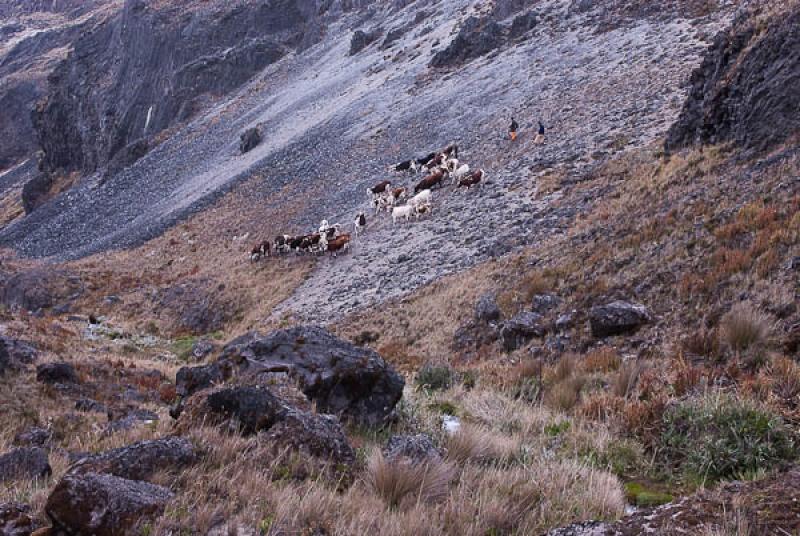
[416,362,456,391]
[365,450,455,509]
[445,424,518,465]
[719,302,774,354]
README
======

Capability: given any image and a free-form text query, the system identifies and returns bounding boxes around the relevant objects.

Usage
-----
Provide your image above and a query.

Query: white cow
[409,189,432,209]
[392,205,414,224]
[452,164,471,184]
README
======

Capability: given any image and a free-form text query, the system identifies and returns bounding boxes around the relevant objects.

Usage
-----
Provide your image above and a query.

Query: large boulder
[262,408,355,465]
[665,5,800,154]
[36,362,79,385]
[0,268,83,312]
[0,502,36,536]
[0,448,51,483]
[221,326,404,427]
[69,437,196,482]
[46,473,173,536]
[475,292,501,323]
[500,311,546,351]
[175,361,231,399]
[349,29,380,55]
[589,301,651,338]
[13,427,52,449]
[179,385,287,435]
[21,173,54,214]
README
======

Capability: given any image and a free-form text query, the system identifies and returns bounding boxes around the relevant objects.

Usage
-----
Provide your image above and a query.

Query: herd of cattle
[250,143,485,261]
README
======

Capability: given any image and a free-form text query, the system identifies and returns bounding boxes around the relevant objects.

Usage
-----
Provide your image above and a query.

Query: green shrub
[623,482,673,507]
[660,393,795,483]
[415,362,455,391]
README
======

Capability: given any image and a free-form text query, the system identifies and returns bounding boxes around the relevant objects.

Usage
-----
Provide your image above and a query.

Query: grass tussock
[365,451,455,509]
[719,302,774,354]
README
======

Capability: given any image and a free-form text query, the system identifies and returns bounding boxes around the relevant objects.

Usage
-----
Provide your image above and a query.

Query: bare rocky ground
[0,0,736,325]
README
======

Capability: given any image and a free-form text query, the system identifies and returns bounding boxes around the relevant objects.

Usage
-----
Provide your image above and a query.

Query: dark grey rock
[430,16,505,68]
[475,292,501,323]
[239,127,261,154]
[103,138,149,181]
[102,409,158,437]
[21,172,54,214]
[13,427,52,449]
[262,408,355,465]
[0,269,83,312]
[589,301,651,338]
[383,434,442,464]
[500,311,546,351]
[530,293,561,313]
[555,311,576,331]
[36,362,79,385]
[46,473,173,536]
[666,7,800,154]
[0,336,37,376]
[221,326,404,427]
[0,448,51,483]
[69,437,196,482]
[0,502,36,536]
[204,386,287,435]
[509,11,538,38]
[75,398,107,413]
[191,339,216,360]
[349,29,381,55]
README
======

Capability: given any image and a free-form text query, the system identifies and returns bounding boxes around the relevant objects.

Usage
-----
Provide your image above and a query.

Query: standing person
[534,121,546,144]
[509,117,519,141]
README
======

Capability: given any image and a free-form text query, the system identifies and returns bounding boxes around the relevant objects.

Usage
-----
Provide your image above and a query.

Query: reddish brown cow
[250,240,271,262]
[458,169,484,189]
[326,233,351,256]
[414,169,446,193]
[392,187,407,200]
[369,180,392,195]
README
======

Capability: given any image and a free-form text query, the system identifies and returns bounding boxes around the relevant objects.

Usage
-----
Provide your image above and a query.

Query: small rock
[383,434,442,464]
[0,448,51,483]
[191,339,215,360]
[0,502,36,536]
[555,311,576,331]
[262,409,355,465]
[46,473,173,536]
[349,29,380,55]
[102,409,159,437]
[442,415,461,435]
[0,337,37,376]
[75,398,107,414]
[500,312,546,351]
[589,301,652,338]
[36,362,78,385]
[181,385,286,435]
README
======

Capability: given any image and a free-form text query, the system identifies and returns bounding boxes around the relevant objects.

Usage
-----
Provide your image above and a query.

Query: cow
[443,143,459,159]
[414,169,447,193]
[415,203,432,219]
[451,163,470,184]
[250,240,271,262]
[392,160,417,173]
[354,212,366,237]
[446,158,459,173]
[409,189,432,209]
[369,180,392,196]
[325,233,351,256]
[299,233,321,253]
[458,169,485,189]
[273,235,291,254]
[392,205,414,224]
[392,187,408,201]
[424,153,445,172]
[288,235,305,252]
[416,152,437,167]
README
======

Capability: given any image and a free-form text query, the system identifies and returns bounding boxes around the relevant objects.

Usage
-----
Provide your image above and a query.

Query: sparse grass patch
[365,450,455,509]
[582,347,621,373]
[444,424,518,465]
[719,302,773,354]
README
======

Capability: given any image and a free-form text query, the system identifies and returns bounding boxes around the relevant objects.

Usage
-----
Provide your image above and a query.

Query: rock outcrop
[666,5,800,154]
[220,326,404,426]
[36,362,79,385]
[500,311,546,351]
[430,16,505,68]
[0,502,36,536]
[32,0,346,177]
[239,128,262,154]
[0,268,83,312]
[46,472,173,536]
[589,301,651,338]
[0,336,37,376]
[383,434,442,465]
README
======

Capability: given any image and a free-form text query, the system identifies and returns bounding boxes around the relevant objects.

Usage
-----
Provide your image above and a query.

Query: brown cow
[369,180,391,195]
[442,144,459,159]
[458,169,485,189]
[250,240,271,262]
[414,169,447,193]
[326,233,351,256]
[392,187,407,200]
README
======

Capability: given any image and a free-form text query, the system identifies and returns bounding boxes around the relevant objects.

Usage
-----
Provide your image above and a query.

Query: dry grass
[444,424,518,465]
[612,361,643,399]
[582,347,622,373]
[719,302,774,353]
[365,451,455,509]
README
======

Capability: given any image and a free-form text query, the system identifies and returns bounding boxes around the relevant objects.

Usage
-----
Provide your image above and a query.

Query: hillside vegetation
[0,0,798,535]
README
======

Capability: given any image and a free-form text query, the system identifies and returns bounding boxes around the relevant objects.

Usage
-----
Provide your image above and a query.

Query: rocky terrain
[0,0,799,534]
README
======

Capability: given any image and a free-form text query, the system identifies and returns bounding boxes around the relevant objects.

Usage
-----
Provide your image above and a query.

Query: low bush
[660,392,795,484]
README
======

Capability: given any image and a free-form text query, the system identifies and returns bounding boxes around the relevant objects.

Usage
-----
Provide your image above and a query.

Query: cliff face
[666,3,800,154]
[32,0,351,176]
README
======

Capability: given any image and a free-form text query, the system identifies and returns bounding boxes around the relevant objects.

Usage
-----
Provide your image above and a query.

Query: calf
[273,235,291,254]
[392,187,407,201]
[367,180,391,199]
[416,152,437,167]
[443,143,459,159]
[415,203,432,219]
[354,212,366,237]
[414,169,446,193]
[392,205,414,224]
[424,153,445,172]
[458,169,485,189]
[250,240,271,262]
